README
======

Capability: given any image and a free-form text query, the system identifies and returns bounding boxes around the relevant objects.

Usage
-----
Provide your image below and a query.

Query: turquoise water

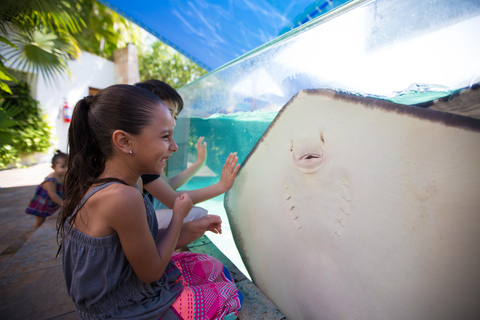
[388,83,454,105]
[177,111,277,277]
[185,110,279,175]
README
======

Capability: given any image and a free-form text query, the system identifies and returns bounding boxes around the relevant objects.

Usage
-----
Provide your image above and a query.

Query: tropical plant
[72,0,142,60]
[0,105,17,145]
[0,0,148,168]
[0,0,82,93]
[139,41,207,90]
[0,82,52,168]
[2,28,80,86]
[0,35,17,94]
[0,0,143,94]
[0,0,83,34]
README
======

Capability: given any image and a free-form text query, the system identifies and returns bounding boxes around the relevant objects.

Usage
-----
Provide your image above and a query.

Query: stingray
[224,89,480,320]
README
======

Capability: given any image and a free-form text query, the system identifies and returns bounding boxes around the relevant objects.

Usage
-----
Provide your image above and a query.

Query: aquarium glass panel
[170,0,480,178]
[159,0,480,273]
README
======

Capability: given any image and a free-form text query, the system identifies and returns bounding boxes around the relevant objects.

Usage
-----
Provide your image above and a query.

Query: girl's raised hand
[196,137,207,166]
[173,193,193,221]
[219,152,240,192]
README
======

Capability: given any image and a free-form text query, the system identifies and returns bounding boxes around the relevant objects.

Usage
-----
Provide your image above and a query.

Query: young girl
[26,150,67,228]
[57,85,242,319]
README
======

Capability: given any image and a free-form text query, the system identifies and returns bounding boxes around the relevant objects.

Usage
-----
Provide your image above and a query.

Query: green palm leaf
[2,28,75,85]
[0,107,17,144]
[0,0,84,35]
[0,35,16,49]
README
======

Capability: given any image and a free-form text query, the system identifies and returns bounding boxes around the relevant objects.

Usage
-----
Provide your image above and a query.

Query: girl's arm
[156,193,193,252]
[43,180,64,206]
[158,214,223,249]
[143,152,239,208]
[176,215,222,248]
[167,137,207,190]
[108,186,191,283]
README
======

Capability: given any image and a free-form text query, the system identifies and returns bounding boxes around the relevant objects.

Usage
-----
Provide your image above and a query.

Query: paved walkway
[0,163,286,319]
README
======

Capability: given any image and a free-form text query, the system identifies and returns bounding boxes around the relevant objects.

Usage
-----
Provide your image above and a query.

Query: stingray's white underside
[225,90,480,320]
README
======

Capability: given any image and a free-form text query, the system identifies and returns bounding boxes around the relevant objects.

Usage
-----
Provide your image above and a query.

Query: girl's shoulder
[89,182,138,198]
[45,172,56,179]
[75,183,145,237]
[88,183,143,214]
[44,173,58,183]
[92,184,148,231]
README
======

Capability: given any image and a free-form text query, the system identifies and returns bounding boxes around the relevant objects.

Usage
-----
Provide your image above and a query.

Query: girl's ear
[112,130,132,154]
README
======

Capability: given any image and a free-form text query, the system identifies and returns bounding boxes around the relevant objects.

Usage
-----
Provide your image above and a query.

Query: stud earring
[129,150,133,154]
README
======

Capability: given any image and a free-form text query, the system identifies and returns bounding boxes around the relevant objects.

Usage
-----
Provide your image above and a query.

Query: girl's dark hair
[56,84,165,242]
[134,79,184,114]
[52,149,67,166]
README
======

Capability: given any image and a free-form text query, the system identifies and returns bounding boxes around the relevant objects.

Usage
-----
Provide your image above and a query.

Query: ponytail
[68,96,106,181]
[57,96,110,241]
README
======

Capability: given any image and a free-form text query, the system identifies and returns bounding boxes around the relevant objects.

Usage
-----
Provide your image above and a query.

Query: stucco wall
[35,51,115,158]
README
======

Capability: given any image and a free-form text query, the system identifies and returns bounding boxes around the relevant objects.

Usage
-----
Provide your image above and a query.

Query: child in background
[58,85,242,319]
[26,150,67,228]
[134,80,238,235]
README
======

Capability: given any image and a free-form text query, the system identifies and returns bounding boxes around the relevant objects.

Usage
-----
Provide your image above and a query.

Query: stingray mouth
[293,152,323,172]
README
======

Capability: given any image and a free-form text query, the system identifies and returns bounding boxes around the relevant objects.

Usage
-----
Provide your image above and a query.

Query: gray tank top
[61,182,182,319]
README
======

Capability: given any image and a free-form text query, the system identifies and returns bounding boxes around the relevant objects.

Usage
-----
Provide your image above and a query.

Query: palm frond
[1,0,84,35]
[0,57,17,94]
[0,107,17,144]
[0,35,17,49]
[1,28,73,85]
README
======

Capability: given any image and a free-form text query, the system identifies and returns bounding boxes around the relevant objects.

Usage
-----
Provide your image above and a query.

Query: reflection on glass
[175,0,480,172]
[166,0,480,268]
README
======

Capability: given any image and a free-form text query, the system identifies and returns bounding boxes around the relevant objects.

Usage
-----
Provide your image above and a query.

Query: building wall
[35,51,115,157]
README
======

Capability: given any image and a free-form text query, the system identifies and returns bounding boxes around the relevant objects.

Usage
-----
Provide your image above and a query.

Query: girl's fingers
[222,153,239,174]
[231,155,239,170]
[227,152,238,166]
[197,137,205,150]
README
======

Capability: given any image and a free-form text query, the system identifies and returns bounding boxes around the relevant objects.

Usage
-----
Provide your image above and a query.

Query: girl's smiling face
[131,103,178,174]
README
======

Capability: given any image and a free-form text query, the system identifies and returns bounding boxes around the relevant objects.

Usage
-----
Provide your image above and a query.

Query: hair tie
[83,95,94,107]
